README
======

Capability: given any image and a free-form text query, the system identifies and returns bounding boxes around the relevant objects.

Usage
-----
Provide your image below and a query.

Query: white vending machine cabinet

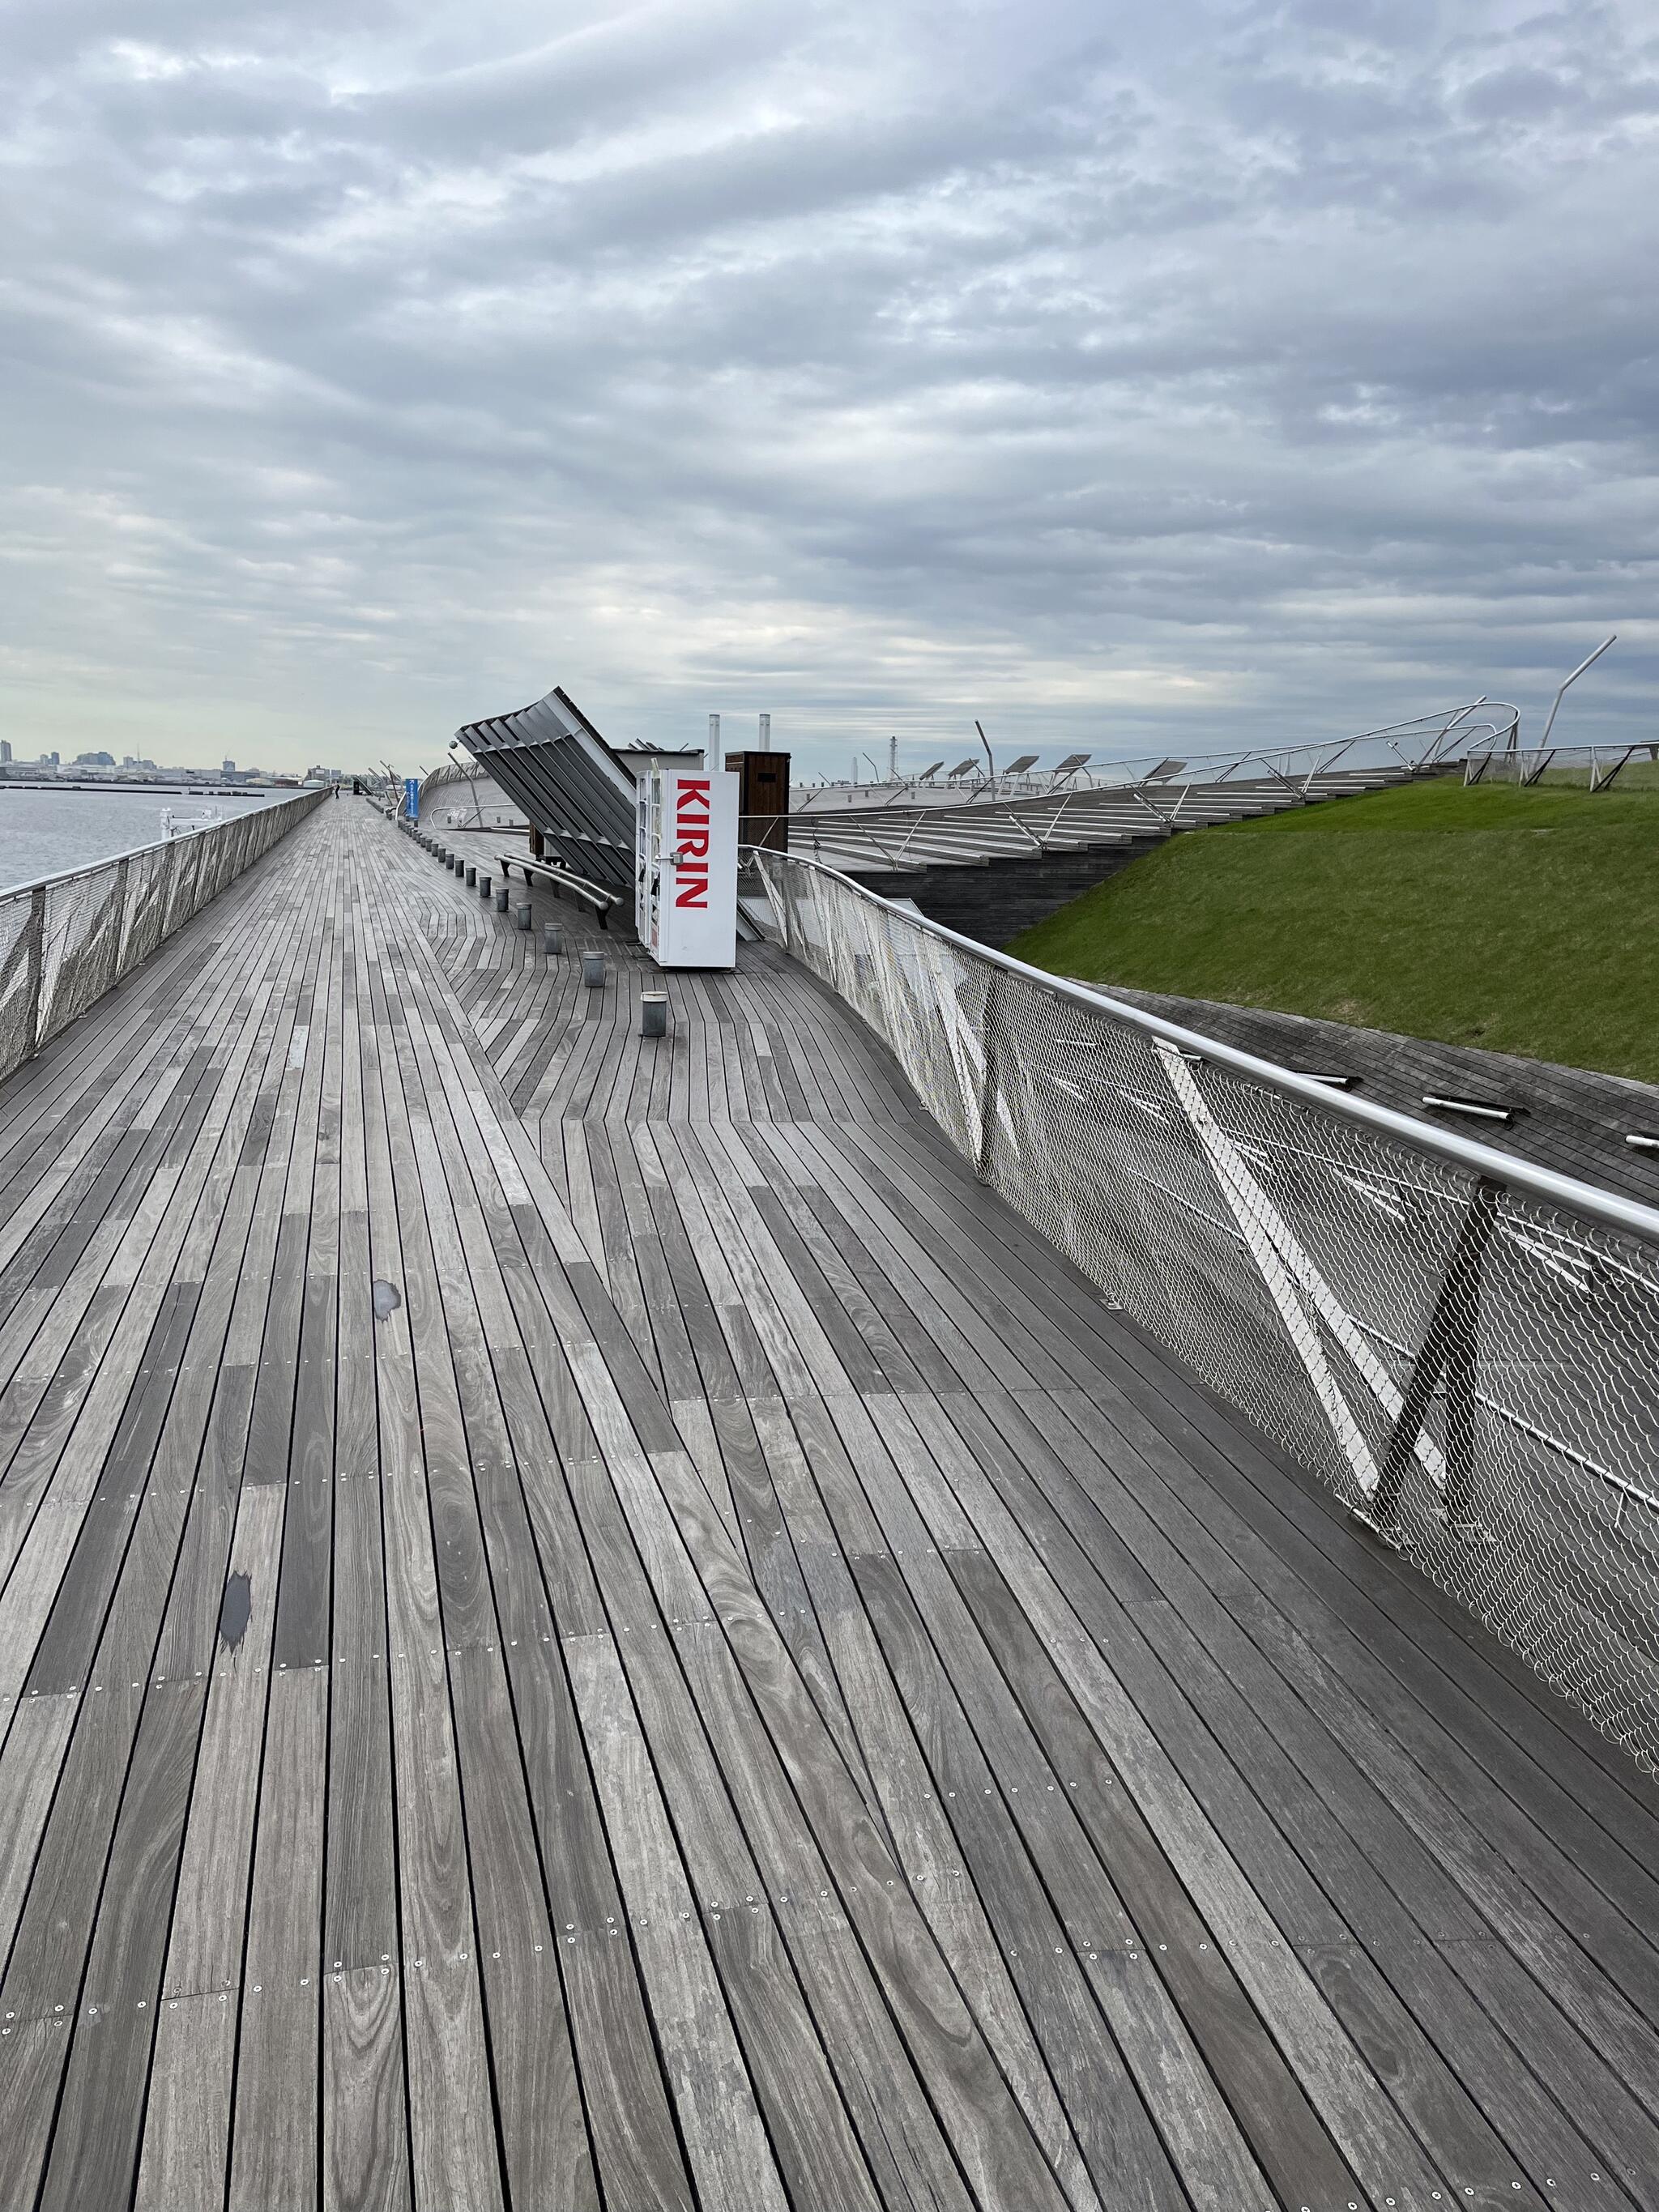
[636,758,739,969]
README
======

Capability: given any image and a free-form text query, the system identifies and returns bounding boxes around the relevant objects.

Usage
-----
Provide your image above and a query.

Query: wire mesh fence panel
[162,833,206,936]
[761,850,1659,1770]
[119,842,177,972]
[0,792,324,1086]
[0,891,44,1087]
[1465,744,1659,793]
[37,859,130,1045]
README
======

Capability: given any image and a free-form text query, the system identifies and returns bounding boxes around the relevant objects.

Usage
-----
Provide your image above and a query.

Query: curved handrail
[748,846,1659,1248]
[0,795,298,902]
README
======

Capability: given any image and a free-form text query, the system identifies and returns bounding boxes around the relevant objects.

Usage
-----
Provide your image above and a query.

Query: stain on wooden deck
[0,800,1655,2212]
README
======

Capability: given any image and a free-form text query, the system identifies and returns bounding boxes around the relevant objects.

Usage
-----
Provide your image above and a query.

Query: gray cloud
[2,0,1656,775]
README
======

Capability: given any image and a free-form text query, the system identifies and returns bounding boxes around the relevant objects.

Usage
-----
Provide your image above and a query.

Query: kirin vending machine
[635,758,740,969]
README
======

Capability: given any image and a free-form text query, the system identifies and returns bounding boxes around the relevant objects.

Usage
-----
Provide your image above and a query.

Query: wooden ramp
[1,799,1655,2212]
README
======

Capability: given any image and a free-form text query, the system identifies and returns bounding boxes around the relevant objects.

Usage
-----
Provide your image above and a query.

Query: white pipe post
[758,713,771,752]
[1538,634,1617,749]
[975,718,996,796]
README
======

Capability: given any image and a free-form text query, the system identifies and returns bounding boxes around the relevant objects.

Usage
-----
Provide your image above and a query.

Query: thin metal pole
[1371,1178,1503,1528]
[975,718,996,798]
[976,969,1006,1183]
[1538,634,1616,749]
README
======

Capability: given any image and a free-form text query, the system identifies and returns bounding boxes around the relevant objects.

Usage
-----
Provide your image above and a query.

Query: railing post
[774,864,794,958]
[1368,1176,1503,1535]
[24,883,46,1057]
[976,967,1006,1183]
[99,855,130,1002]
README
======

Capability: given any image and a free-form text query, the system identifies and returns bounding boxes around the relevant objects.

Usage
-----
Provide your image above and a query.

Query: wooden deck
[1,799,1656,2212]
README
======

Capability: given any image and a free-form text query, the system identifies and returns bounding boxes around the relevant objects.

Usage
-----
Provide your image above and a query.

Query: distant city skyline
[0,742,368,784]
[2,2,1655,781]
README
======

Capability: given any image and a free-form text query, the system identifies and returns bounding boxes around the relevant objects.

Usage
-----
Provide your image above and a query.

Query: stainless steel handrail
[496,850,620,917]
[750,846,1659,1247]
[791,705,1507,812]
[0,795,297,902]
[1,791,327,1089]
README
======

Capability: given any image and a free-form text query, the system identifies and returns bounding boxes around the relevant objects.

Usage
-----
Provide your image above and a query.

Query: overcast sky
[2,1,1656,777]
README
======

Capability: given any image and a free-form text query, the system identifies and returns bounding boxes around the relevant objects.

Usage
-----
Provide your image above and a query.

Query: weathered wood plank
[1,799,1653,2212]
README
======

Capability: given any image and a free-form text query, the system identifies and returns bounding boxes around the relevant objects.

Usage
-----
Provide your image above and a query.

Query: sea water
[0,786,284,896]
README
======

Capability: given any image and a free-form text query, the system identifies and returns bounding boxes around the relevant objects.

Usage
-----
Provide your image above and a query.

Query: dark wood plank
[2,796,1653,2212]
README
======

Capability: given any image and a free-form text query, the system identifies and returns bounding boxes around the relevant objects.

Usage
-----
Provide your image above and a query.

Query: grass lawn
[1007,777,1659,1083]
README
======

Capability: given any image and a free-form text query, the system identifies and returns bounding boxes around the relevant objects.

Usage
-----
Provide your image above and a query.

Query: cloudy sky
[2,0,1656,777]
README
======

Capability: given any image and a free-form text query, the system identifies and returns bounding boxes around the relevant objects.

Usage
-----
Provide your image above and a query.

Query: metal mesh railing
[1466,740,1659,793]
[759,849,1659,1771]
[0,791,326,1085]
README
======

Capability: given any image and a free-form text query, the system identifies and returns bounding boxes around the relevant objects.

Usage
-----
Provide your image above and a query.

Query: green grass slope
[1007,778,1659,1083]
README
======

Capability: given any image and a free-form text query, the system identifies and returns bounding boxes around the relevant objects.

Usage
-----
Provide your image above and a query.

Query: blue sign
[403,777,420,821]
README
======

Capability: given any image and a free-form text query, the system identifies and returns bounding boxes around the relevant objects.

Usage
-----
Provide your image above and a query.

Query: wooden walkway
[1,799,1656,2212]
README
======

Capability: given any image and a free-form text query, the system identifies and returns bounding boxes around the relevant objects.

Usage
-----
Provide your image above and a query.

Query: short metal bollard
[478,876,492,900]
[582,953,606,989]
[465,864,476,887]
[640,991,668,1039]
[515,903,532,930]
[542,923,562,957]
[494,886,509,913]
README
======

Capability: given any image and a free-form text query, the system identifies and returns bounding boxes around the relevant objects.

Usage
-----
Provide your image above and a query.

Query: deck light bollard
[494,886,509,913]
[465,864,476,887]
[640,991,668,1039]
[543,923,562,957]
[515,902,532,930]
[478,876,492,900]
[582,952,606,989]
